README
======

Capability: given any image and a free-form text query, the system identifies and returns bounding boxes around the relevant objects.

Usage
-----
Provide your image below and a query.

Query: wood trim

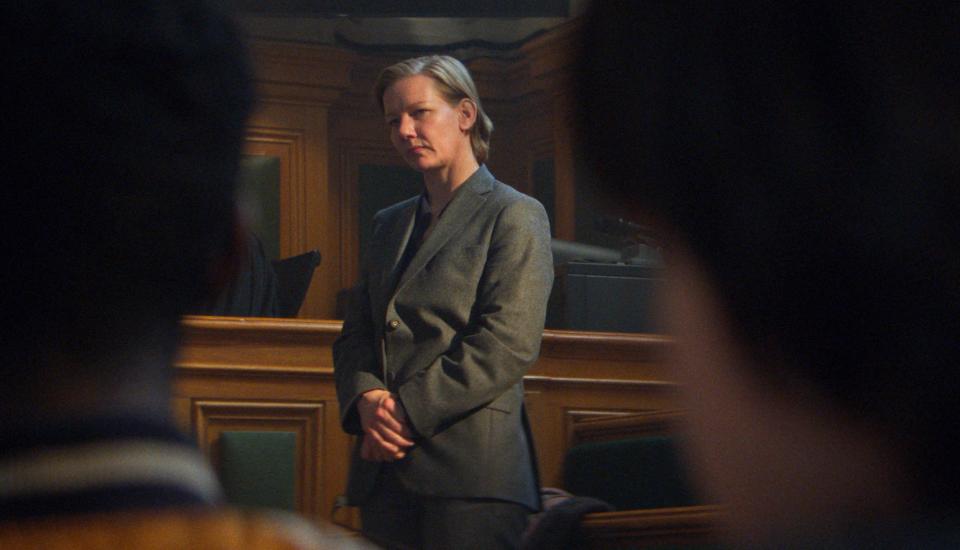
[182,315,342,333]
[563,409,641,453]
[176,315,680,490]
[244,39,357,318]
[192,399,325,521]
[516,18,583,241]
[579,505,724,548]
[249,40,355,106]
[244,127,307,256]
[177,316,340,372]
[520,17,585,83]
[243,97,334,318]
[179,316,673,376]
[539,329,671,362]
[571,410,686,445]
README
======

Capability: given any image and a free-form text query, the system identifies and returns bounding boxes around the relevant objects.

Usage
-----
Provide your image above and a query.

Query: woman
[333,55,554,549]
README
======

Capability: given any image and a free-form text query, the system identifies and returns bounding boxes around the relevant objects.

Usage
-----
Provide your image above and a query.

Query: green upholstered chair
[218,431,297,512]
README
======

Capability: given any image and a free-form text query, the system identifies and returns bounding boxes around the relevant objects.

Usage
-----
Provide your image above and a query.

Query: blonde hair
[374,55,494,164]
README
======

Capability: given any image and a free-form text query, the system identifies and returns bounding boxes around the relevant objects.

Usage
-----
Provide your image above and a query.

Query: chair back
[271,250,321,317]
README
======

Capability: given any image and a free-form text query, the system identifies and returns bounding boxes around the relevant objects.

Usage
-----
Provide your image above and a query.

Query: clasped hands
[357,389,415,462]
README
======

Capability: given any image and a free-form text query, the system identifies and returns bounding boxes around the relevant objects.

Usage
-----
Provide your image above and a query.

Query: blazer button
[387,319,400,331]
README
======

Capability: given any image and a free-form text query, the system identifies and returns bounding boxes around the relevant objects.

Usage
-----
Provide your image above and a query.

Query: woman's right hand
[357,389,415,462]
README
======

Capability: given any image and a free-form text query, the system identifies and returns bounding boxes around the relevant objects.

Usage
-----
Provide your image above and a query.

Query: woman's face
[382,74,474,177]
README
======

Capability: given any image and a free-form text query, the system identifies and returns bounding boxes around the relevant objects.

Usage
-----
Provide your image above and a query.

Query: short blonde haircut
[374,55,494,164]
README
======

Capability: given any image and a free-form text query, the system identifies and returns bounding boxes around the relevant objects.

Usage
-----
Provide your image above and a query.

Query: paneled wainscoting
[174,316,678,529]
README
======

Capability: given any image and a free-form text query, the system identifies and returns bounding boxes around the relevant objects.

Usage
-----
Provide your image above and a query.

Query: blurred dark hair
[1,1,254,378]
[578,1,960,507]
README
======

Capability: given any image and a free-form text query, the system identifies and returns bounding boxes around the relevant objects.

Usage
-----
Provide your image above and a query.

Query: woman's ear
[458,99,477,132]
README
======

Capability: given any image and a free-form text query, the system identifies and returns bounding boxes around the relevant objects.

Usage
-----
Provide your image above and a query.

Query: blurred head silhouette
[579,1,960,544]
[1,0,254,418]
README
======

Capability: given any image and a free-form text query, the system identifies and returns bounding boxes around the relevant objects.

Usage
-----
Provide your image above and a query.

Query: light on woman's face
[382,74,470,175]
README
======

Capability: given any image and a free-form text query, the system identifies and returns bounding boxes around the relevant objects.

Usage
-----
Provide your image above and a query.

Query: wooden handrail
[579,505,724,548]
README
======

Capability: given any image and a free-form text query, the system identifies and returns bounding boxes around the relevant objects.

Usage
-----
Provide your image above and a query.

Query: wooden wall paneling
[176,318,678,531]
[244,99,332,318]
[248,41,355,107]
[193,399,324,519]
[243,127,306,258]
[551,103,577,241]
[326,55,401,299]
[527,329,678,487]
[525,377,680,488]
[468,57,533,197]
[176,317,340,371]
[534,329,674,381]
[332,139,406,293]
[469,55,557,219]
[520,18,583,241]
[528,128,557,233]
[243,41,356,319]
[175,317,353,526]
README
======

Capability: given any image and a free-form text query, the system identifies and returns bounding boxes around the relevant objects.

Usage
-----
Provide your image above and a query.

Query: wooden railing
[174,316,680,529]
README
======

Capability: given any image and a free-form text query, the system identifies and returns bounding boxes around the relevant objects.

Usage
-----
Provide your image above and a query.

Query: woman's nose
[398,115,416,138]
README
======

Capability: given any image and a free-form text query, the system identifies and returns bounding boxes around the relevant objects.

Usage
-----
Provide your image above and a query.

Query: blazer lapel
[393,166,495,296]
[378,200,418,302]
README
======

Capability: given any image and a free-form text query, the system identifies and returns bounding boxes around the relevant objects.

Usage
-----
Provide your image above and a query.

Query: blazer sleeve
[396,196,554,438]
[333,217,388,435]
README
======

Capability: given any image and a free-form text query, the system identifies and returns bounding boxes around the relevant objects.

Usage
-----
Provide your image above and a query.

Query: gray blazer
[333,165,554,510]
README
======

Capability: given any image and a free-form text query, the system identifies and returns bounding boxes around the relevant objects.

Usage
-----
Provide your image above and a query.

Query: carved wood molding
[192,399,326,519]
[177,316,341,373]
[244,127,308,256]
[539,329,672,362]
[563,409,647,452]
[579,505,725,548]
[570,410,687,445]
[179,317,673,373]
